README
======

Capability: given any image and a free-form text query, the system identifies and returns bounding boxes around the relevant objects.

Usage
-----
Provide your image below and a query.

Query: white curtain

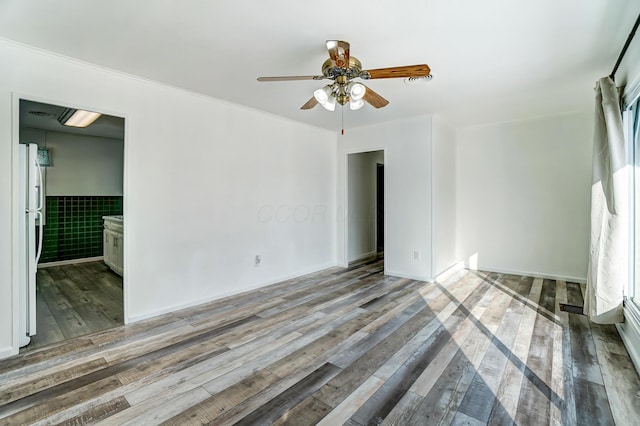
[585,76,629,324]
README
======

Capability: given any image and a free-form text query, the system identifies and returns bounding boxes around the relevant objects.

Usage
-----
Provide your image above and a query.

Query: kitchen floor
[23,261,123,352]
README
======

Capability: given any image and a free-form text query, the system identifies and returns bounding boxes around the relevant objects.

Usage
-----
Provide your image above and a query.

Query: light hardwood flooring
[25,261,123,351]
[1,257,639,425]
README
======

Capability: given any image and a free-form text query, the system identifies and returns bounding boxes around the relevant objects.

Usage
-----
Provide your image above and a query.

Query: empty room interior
[2,1,640,425]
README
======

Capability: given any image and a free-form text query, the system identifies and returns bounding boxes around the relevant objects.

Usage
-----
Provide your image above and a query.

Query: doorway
[377,163,384,253]
[18,98,125,351]
[347,150,385,264]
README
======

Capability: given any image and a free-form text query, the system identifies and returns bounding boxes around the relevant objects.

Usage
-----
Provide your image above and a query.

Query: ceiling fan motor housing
[322,57,362,80]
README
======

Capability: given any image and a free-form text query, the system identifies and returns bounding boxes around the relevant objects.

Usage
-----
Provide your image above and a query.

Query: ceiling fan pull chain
[341,104,344,135]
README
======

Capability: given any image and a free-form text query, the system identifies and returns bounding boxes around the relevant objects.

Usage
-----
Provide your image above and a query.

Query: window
[626,95,640,310]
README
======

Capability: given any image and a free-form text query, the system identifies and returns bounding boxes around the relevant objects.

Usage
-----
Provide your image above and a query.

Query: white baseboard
[370,261,461,284]
[127,262,337,323]
[435,261,465,282]
[462,262,586,283]
[384,269,433,283]
[617,303,640,375]
[39,256,104,268]
[0,346,18,360]
[348,251,378,263]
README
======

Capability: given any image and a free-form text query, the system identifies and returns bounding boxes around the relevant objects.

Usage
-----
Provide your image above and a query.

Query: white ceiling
[1,0,638,131]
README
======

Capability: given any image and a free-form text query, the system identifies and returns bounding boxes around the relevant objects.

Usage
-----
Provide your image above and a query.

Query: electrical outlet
[255,255,262,266]
[413,250,420,260]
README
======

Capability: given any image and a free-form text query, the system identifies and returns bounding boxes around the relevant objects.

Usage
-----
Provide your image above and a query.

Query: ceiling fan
[257,40,431,112]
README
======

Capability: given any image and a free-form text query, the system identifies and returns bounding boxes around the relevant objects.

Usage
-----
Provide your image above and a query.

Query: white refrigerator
[18,143,44,348]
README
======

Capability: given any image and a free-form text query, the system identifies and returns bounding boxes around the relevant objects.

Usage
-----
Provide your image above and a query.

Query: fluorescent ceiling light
[58,108,102,128]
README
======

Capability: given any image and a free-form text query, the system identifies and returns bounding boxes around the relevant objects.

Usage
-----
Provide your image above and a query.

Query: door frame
[10,91,130,354]
[343,148,386,269]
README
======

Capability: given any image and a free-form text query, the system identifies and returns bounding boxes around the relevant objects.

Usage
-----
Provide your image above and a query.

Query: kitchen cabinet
[103,216,123,276]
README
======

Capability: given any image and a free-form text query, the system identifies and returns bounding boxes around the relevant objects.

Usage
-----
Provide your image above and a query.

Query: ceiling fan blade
[300,97,318,110]
[257,75,324,82]
[361,64,431,79]
[326,40,350,68]
[362,85,390,108]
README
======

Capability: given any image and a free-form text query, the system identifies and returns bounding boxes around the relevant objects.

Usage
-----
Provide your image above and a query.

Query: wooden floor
[26,261,123,351]
[1,258,639,425]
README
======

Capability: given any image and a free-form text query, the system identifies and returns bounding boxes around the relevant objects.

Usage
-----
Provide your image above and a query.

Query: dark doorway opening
[376,163,384,253]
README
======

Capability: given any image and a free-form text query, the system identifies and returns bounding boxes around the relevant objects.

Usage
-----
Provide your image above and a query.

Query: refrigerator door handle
[35,210,43,265]
[35,158,44,211]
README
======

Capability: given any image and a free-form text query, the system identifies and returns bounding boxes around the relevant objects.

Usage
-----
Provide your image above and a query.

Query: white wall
[0,39,336,358]
[20,128,124,196]
[338,116,432,280]
[432,116,457,276]
[347,150,383,261]
[456,112,593,281]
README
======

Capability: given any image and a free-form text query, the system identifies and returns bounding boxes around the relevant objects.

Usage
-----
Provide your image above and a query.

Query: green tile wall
[39,196,123,263]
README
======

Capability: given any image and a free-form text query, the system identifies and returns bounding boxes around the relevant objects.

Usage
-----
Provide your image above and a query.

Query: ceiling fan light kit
[313,80,367,111]
[347,82,366,101]
[257,40,431,112]
[350,98,364,111]
[314,85,336,111]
